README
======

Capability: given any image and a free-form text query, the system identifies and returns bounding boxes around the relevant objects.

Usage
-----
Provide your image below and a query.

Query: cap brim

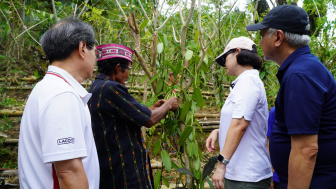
[215,52,226,67]
[246,23,268,31]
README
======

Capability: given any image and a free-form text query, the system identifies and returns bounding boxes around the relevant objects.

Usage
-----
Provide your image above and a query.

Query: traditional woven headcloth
[96,44,133,62]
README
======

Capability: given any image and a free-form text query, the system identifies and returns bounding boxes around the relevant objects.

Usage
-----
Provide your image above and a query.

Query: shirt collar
[276,45,311,82]
[95,72,113,81]
[47,66,92,103]
[231,69,259,89]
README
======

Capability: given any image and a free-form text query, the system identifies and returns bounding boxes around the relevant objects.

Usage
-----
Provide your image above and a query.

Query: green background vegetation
[0,0,335,188]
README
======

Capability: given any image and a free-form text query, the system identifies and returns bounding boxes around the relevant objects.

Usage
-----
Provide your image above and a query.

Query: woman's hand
[206,129,219,153]
[212,163,226,189]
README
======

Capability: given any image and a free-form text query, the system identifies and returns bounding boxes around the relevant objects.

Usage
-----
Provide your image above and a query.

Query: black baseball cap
[246,5,310,35]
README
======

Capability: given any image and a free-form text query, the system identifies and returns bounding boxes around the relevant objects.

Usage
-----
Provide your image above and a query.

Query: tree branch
[172,25,181,43]
[10,0,40,46]
[77,0,89,18]
[116,0,128,21]
[179,1,185,25]
[156,0,183,30]
[181,0,196,57]
[51,0,58,22]
[16,19,48,39]
[137,0,150,21]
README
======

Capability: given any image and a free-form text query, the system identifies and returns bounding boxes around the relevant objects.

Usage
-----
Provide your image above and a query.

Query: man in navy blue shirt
[247,5,336,189]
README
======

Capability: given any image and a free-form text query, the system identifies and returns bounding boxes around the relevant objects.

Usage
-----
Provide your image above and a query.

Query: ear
[78,41,86,59]
[275,30,285,47]
[114,64,121,75]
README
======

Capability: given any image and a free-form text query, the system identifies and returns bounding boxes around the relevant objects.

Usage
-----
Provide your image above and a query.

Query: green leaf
[187,140,193,156]
[147,20,152,27]
[140,19,149,30]
[176,168,195,178]
[162,177,169,187]
[175,60,182,75]
[148,73,159,86]
[171,161,179,170]
[202,156,218,181]
[161,150,171,173]
[192,88,205,108]
[193,142,199,158]
[194,156,201,170]
[206,176,214,189]
[179,126,193,146]
[157,43,164,54]
[185,50,193,60]
[179,100,191,122]
[34,70,40,80]
[196,120,203,134]
[6,27,11,35]
[154,139,161,156]
[0,55,5,60]
[194,29,199,43]
[154,170,162,189]
[260,71,266,79]
[164,34,168,47]
[194,168,201,179]
[155,79,163,94]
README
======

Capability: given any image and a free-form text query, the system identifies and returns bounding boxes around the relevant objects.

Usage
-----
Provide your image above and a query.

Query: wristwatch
[217,154,230,165]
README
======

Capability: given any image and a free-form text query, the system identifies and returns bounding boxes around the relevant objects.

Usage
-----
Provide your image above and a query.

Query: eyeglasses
[221,49,236,66]
[223,49,236,59]
[119,64,133,70]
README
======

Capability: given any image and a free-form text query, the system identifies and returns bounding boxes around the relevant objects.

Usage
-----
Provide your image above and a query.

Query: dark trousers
[224,177,272,189]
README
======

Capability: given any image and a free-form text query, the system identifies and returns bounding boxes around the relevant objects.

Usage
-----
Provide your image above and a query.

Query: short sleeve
[231,76,261,121]
[40,92,87,163]
[283,74,326,135]
[103,83,151,126]
[267,107,275,137]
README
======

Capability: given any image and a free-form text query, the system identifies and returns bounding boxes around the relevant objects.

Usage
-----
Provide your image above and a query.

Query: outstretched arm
[144,97,178,127]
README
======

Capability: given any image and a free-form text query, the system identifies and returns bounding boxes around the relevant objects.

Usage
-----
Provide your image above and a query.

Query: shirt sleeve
[283,74,326,135]
[40,92,87,163]
[231,76,261,121]
[102,83,152,127]
[267,107,275,137]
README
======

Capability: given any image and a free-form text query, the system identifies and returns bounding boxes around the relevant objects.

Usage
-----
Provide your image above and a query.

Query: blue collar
[276,45,311,82]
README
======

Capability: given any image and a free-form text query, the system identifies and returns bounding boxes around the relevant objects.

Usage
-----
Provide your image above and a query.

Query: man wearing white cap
[88,44,178,188]
[247,4,336,189]
[206,36,272,189]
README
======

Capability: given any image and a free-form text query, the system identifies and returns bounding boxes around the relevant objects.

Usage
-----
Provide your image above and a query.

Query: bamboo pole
[0,109,23,117]
[2,138,19,144]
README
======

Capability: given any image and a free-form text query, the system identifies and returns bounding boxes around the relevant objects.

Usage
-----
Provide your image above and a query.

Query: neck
[52,58,85,83]
[275,44,303,66]
[235,65,254,77]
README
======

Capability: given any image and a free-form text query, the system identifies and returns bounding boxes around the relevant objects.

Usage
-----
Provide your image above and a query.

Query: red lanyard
[46,72,71,86]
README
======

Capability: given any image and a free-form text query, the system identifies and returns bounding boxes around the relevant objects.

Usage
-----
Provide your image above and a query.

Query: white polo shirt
[18,66,99,189]
[218,69,272,182]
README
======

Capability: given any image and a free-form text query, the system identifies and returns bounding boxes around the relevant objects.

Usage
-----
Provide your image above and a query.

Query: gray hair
[268,28,311,47]
[40,18,95,63]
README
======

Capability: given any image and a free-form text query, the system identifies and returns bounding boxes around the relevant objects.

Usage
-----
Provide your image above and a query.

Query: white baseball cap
[215,36,256,67]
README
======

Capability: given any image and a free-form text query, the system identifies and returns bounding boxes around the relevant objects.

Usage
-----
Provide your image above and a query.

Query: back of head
[40,18,95,63]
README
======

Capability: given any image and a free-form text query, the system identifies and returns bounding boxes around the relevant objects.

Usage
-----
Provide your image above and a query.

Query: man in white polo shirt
[18,18,99,189]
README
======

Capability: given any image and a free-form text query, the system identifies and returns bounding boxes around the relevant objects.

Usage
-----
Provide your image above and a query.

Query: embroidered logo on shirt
[57,137,75,145]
